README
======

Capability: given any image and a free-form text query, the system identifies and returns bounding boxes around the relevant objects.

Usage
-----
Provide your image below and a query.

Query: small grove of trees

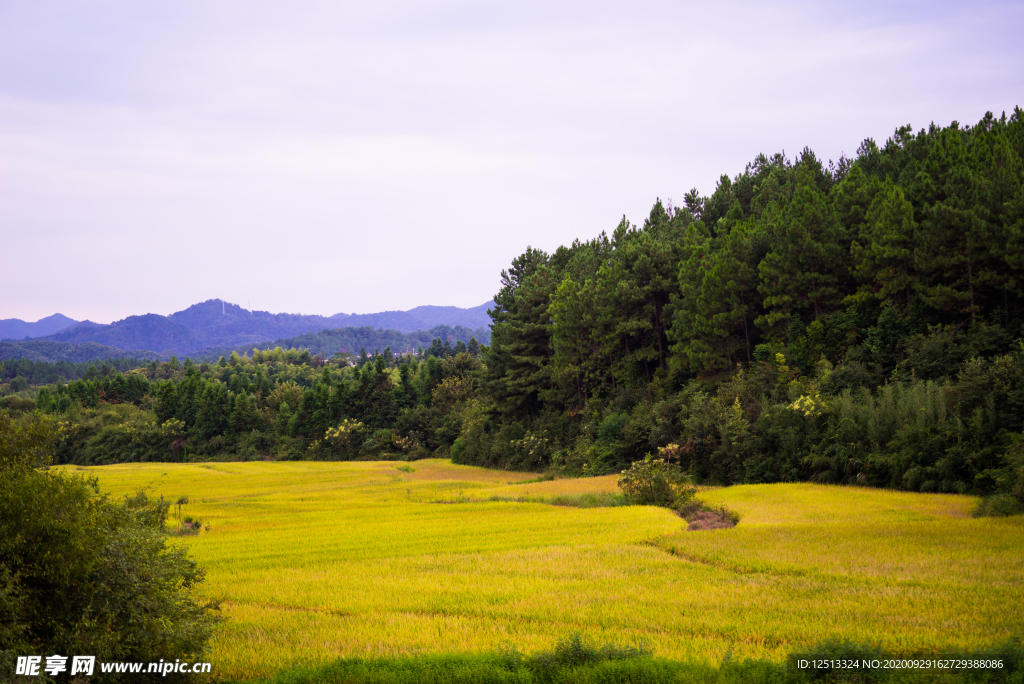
[0,411,220,680]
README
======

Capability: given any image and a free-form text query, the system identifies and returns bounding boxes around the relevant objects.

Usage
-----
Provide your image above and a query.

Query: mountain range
[0,313,89,340]
[1,299,494,358]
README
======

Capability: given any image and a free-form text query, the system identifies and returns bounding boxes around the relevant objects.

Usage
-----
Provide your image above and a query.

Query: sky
[1,0,1022,324]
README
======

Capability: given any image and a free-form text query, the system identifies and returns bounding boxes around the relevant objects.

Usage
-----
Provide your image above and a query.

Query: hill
[0,341,163,363]
[41,314,204,356]
[0,313,80,340]
[199,323,491,361]
[341,302,494,331]
[338,310,434,332]
[168,299,349,349]
[406,302,493,329]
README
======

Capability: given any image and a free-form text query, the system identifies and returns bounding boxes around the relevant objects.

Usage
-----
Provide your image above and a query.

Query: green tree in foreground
[0,411,220,681]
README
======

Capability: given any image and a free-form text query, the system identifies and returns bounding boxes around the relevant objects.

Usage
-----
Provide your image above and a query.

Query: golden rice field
[61,459,1024,681]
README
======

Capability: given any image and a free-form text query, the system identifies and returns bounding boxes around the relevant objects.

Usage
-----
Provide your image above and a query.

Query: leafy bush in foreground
[617,455,696,507]
[0,411,220,682]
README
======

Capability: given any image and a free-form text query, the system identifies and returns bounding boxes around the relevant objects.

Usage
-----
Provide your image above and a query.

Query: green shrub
[974,494,1023,518]
[597,413,629,444]
[0,411,220,680]
[617,455,696,507]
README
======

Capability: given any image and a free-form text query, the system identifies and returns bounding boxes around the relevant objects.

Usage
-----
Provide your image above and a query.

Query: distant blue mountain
[43,313,204,356]
[0,313,80,340]
[4,299,495,358]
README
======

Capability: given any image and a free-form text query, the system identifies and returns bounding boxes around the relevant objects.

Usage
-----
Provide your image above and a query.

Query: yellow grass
[61,460,1024,681]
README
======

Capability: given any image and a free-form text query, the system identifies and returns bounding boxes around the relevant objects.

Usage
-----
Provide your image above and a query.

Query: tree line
[199,323,490,362]
[0,342,483,465]
[0,356,152,389]
[464,108,1024,506]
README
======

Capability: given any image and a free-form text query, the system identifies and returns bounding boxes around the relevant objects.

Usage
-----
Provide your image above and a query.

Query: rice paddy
[61,460,1024,682]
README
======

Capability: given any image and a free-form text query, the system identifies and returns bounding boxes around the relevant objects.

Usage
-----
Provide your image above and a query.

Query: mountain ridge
[5,299,494,357]
[0,313,80,340]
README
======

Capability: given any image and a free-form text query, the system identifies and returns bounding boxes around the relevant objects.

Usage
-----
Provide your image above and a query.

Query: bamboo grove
[4,108,1024,507]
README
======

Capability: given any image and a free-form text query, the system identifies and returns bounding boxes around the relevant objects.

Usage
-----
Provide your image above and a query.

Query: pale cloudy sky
[1,0,1021,323]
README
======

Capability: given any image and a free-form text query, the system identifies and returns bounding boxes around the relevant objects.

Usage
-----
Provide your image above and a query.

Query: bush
[618,455,696,507]
[0,411,221,680]
[528,633,652,680]
[0,396,35,416]
[974,494,1023,518]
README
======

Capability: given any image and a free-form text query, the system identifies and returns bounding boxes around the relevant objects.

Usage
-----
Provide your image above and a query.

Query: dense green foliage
[6,108,1024,507]
[0,356,151,387]
[0,412,220,681]
[0,340,161,364]
[8,342,484,464]
[456,109,1024,505]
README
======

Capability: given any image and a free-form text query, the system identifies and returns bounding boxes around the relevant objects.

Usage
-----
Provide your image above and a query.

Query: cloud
[1,0,1021,321]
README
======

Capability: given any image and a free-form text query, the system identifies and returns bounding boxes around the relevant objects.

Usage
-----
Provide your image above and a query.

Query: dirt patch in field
[687,510,736,531]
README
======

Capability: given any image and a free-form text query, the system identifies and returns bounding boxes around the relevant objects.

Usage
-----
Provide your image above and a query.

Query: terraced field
[63,460,1024,681]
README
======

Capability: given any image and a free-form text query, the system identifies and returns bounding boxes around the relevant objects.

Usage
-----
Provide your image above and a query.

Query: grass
[248,635,1024,684]
[60,460,1024,682]
[486,492,630,508]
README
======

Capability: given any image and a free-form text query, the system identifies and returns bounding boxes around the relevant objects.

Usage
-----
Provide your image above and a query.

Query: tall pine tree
[757,165,846,337]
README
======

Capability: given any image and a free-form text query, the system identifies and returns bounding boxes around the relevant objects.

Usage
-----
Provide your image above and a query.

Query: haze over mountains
[1,299,493,359]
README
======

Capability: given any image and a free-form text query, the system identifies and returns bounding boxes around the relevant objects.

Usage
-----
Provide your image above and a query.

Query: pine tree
[591,208,686,384]
[850,180,918,309]
[971,119,1024,320]
[831,164,881,251]
[669,221,765,373]
[908,125,982,320]
[485,247,558,418]
[757,166,846,337]
[231,393,257,434]
[550,275,610,403]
